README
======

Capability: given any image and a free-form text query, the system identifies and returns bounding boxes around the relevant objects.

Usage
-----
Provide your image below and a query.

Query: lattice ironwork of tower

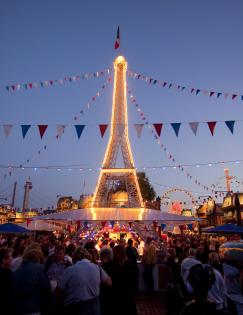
[91,56,144,208]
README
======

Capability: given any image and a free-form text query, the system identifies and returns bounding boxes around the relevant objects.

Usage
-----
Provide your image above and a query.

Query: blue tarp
[0,223,30,233]
[202,223,243,234]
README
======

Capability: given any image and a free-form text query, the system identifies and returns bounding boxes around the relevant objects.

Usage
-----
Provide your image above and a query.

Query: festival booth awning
[32,208,200,225]
[202,223,243,234]
[19,220,63,232]
[0,223,31,234]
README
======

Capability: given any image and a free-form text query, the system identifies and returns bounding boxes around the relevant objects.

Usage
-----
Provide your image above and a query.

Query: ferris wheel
[161,188,196,214]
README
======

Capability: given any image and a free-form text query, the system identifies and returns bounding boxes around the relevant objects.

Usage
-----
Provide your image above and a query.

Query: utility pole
[11,181,17,208]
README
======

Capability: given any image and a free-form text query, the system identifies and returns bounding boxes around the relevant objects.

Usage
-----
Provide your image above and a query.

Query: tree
[137,172,156,202]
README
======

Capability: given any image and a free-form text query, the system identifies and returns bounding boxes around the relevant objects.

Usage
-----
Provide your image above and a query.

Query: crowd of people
[0,231,242,315]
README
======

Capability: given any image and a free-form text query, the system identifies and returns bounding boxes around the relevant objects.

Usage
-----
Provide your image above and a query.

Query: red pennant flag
[153,123,163,137]
[101,221,106,228]
[114,26,120,49]
[207,121,217,136]
[28,83,33,89]
[99,124,108,138]
[38,125,48,139]
[153,221,158,228]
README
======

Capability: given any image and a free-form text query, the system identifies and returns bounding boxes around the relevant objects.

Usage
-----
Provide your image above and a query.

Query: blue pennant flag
[171,123,181,137]
[196,89,200,95]
[187,224,193,230]
[75,125,85,139]
[21,125,31,139]
[225,120,235,134]
[161,223,166,231]
[110,220,115,228]
[217,92,222,98]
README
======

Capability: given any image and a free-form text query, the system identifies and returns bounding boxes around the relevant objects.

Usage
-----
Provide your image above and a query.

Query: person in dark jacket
[0,248,12,315]
[11,243,51,315]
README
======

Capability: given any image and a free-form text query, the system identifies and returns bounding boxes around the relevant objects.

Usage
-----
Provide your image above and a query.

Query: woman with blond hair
[11,243,51,315]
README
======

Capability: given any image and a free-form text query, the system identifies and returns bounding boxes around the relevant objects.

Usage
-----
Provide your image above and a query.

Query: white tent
[19,220,63,232]
[32,208,200,225]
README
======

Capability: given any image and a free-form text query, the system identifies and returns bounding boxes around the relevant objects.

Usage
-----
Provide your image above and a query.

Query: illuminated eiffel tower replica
[91,56,144,208]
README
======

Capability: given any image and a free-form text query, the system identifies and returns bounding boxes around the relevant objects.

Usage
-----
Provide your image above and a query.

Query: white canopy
[19,220,63,231]
[32,208,199,225]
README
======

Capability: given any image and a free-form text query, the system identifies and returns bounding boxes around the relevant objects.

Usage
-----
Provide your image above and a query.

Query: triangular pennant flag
[134,124,144,138]
[171,123,181,137]
[207,121,217,136]
[217,92,222,98]
[75,125,85,139]
[21,125,31,139]
[225,120,235,135]
[161,223,166,231]
[196,89,200,95]
[153,123,163,137]
[3,125,13,138]
[232,94,237,100]
[128,221,133,228]
[56,125,65,139]
[38,125,48,139]
[114,26,120,49]
[99,124,108,138]
[189,122,199,136]
[110,220,115,228]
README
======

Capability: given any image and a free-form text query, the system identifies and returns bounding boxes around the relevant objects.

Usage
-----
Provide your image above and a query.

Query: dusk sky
[1,0,243,209]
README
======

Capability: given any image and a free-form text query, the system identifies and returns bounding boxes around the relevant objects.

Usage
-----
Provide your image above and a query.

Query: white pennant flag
[56,125,65,139]
[3,125,13,138]
[134,124,144,138]
[189,122,199,136]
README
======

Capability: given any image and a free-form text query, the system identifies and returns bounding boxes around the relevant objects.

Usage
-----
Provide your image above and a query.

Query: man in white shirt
[56,246,111,315]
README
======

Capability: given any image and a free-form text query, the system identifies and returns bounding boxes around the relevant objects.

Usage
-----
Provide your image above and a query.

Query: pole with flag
[114,26,120,50]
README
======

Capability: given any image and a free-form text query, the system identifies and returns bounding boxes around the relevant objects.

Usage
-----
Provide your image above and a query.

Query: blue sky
[1,0,243,209]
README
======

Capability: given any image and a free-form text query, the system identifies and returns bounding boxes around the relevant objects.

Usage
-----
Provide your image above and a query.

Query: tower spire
[91,56,144,208]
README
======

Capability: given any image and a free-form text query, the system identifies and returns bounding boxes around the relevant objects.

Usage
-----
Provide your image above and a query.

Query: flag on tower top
[114,26,120,49]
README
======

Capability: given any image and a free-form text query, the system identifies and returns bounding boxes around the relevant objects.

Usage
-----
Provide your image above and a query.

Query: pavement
[136,292,166,315]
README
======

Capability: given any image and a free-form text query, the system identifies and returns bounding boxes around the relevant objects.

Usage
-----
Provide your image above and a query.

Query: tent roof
[33,208,200,224]
[19,220,63,232]
[0,223,30,234]
[202,223,243,234]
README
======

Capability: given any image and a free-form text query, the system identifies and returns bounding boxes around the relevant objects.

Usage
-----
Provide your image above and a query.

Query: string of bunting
[127,87,216,196]
[1,78,111,180]
[2,118,238,139]
[4,68,112,92]
[128,69,243,102]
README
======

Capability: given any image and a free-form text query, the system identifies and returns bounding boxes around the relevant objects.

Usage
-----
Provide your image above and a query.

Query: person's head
[54,245,65,262]
[127,238,133,246]
[23,243,44,263]
[113,245,126,263]
[187,264,215,299]
[208,252,220,266]
[0,248,12,269]
[100,247,113,263]
[72,246,91,264]
[146,237,152,245]
[188,247,197,257]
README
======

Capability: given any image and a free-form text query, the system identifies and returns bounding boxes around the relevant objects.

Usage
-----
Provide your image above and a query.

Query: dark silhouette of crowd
[0,232,242,315]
